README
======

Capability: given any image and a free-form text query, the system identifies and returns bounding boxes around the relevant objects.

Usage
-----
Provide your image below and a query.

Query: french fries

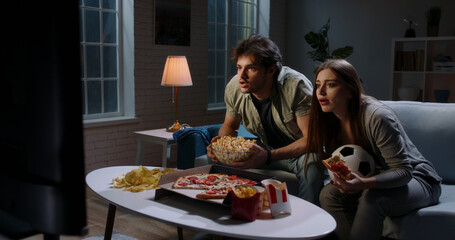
[233,185,257,198]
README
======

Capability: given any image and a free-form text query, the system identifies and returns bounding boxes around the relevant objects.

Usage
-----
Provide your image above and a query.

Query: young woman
[305,59,441,240]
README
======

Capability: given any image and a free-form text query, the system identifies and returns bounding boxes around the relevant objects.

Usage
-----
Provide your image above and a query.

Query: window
[207,0,258,109]
[79,0,134,122]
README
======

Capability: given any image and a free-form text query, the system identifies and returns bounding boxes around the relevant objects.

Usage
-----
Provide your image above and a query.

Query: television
[0,1,88,239]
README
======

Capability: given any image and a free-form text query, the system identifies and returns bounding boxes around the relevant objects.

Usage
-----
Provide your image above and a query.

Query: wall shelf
[391,36,455,103]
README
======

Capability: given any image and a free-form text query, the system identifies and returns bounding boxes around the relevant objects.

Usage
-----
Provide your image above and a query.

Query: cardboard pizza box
[156,164,273,205]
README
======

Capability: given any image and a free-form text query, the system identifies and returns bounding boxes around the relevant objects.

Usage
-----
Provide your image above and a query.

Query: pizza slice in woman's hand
[322,155,353,180]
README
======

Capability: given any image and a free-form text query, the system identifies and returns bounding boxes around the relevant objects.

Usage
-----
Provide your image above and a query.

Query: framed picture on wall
[155,0,191,46]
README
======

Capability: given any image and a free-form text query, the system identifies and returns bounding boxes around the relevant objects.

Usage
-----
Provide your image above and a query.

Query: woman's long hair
[304,59,368,172]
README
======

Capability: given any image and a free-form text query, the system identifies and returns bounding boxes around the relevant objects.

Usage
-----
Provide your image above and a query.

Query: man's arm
[232,114,309,169]
[270,114,309,161]
[218,113,242,137]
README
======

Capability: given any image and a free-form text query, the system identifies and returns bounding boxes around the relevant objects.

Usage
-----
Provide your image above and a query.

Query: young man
[207,34,323,204]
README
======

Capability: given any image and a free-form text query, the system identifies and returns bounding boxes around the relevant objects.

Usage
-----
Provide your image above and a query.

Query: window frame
[80,0,135,125]
[207,0,258,110]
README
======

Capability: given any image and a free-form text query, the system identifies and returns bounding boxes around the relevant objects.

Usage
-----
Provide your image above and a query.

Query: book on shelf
[415,50,425,71]
[394,50,425,71]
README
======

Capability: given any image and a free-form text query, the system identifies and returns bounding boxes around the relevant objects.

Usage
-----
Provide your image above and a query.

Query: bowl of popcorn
[211,136,256,165]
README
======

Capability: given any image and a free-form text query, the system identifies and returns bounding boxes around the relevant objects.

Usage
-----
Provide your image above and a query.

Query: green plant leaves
[304,18,353,63]
[332,46,353,59]
[304,32,326,50]
[319,19,330,37]
[307,49,330,63]
[304,26,330,62]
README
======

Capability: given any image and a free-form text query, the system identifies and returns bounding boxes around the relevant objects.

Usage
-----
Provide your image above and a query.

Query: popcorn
[211,136,256,165]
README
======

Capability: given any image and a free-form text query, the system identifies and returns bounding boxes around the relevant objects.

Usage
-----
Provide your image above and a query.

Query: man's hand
[230,144,268,169]
[206,136,221,162]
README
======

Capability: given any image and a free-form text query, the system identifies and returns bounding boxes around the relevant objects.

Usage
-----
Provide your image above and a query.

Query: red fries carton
[230,185,261,221]
[261,179,292,217]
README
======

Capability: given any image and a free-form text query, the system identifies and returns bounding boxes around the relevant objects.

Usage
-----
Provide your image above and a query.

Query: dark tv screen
[0,1,87,238]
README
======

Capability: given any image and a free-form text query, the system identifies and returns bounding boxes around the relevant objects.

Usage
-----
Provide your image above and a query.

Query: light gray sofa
[379,101,455,240]
[174,100,455,240]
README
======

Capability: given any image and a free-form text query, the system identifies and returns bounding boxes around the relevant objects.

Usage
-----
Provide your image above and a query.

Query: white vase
[398,86,420,101]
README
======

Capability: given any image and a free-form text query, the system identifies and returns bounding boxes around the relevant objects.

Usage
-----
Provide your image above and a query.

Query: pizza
[195,188,232,199]
[172,173,257,199]
[322,155,353,180]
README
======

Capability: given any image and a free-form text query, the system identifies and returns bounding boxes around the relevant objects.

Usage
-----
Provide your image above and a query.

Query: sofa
[173,101,455,240]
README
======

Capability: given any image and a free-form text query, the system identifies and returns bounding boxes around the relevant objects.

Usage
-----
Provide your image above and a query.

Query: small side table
[134,128,176,167]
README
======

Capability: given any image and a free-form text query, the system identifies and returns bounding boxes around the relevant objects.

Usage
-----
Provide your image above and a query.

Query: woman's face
[315,68,352,119]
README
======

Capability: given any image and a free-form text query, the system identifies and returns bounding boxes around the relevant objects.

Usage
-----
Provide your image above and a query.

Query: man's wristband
[266,149,272,165]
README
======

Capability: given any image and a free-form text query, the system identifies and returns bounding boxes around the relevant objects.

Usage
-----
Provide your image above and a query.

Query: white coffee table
[86,166,336,240]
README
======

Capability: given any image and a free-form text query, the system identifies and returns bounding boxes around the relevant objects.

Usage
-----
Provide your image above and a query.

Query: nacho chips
[112,166,177,192]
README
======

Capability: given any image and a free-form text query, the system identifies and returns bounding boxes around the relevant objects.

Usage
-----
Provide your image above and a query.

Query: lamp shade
[161,56,193,87]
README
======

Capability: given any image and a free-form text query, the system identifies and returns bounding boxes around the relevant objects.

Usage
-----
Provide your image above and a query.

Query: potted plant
[426,6,442,37]
[304,19,353,72]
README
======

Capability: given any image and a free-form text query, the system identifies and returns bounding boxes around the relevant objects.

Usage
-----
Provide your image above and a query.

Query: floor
[22,187,200,240]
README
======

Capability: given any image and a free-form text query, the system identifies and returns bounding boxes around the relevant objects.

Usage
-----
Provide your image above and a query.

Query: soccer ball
[328,144,375,179]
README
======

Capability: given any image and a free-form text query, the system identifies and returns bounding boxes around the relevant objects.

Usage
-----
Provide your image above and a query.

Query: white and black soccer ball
[329,144,375,179]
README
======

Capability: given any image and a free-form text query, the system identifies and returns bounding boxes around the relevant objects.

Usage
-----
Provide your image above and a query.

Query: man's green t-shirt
[225,66,313,148]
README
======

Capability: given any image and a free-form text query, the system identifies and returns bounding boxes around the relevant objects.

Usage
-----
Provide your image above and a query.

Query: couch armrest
[174,124,222,169]
[382,101,455,184]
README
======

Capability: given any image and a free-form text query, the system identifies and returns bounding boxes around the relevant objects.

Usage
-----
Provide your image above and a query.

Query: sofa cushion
[382,101,455,184]
[382,184,455,239]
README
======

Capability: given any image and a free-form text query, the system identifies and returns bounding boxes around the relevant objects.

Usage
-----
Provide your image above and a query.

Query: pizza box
[155,164,273,205]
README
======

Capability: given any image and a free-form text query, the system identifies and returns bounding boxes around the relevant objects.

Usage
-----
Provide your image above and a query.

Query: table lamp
[161,56,193,132]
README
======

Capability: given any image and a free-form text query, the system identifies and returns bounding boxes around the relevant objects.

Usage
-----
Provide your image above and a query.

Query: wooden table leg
[135,140,144,165]
[104,203,116,240]
[162,144,170,167]
[177,227,183,240]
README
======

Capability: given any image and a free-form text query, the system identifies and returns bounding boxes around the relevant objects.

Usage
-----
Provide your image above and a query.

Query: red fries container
[230,187,261,221]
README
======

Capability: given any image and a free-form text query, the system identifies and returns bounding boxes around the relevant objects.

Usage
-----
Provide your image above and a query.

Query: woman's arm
[365,105,413,188]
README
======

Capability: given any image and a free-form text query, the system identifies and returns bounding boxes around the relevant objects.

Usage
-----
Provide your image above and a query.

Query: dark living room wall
[84,0,212,173]
[285,0,455,100]
[83,0,289,173]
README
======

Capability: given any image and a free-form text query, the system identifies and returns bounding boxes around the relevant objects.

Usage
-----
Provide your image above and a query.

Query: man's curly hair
[231,34,283,79]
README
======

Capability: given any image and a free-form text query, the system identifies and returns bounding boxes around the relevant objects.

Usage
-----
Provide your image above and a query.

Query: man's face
[236,55,274,98]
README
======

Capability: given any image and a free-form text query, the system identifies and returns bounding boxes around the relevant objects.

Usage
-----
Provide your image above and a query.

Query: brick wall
[83,0,287,174]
